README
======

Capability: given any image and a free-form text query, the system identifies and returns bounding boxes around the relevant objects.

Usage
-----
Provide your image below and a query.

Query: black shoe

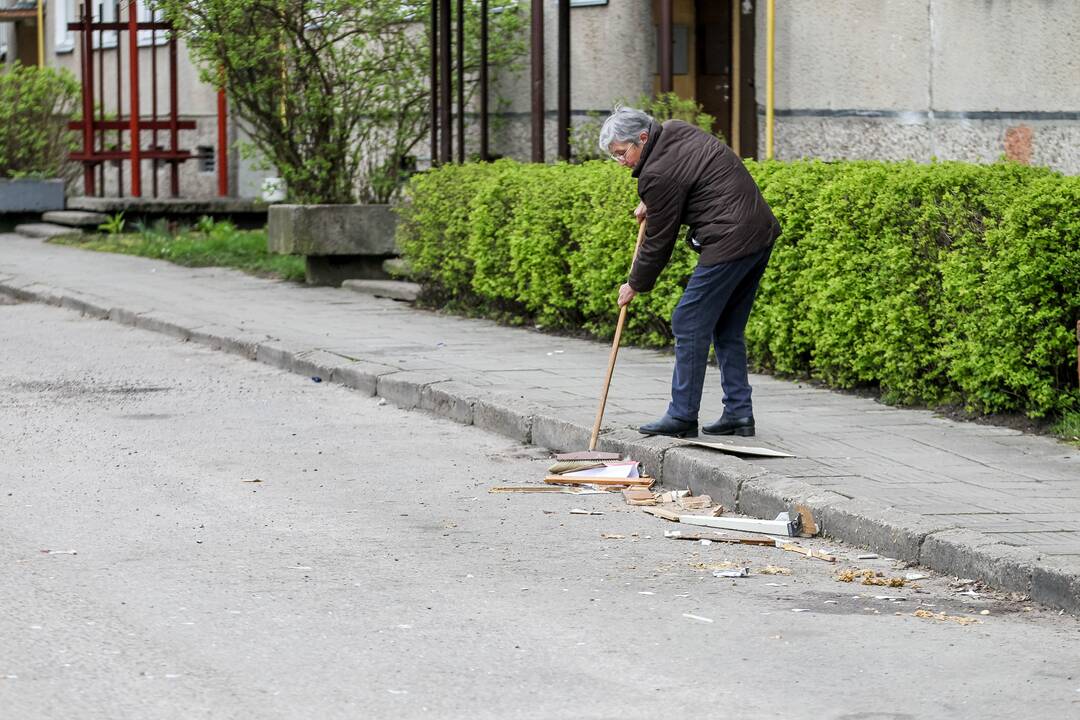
[638,414,698,438]
[702,415,755,437]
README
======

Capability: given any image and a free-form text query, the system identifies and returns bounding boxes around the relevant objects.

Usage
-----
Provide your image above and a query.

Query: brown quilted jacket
[628,119,781,292]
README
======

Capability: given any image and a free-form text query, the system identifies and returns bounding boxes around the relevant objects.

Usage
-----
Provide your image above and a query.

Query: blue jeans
[666,244,773,423]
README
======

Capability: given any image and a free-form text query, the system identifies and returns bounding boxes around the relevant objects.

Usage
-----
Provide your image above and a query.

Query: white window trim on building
[54,0,76,54]
[137,1,168,48]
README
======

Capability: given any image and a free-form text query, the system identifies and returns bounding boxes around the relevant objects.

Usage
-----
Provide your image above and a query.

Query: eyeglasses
[610,143,637,162]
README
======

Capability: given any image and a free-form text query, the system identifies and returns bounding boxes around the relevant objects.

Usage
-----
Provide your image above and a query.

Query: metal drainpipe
[36,0,44,66]
[765,0,775,160]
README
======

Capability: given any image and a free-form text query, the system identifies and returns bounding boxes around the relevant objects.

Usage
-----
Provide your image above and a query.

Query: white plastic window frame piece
[54,0,77,54]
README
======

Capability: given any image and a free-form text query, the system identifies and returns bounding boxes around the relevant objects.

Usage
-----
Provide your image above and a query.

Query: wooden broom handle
[589,220,648,451]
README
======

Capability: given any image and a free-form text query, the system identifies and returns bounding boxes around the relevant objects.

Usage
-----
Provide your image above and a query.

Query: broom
[548,219,648,475]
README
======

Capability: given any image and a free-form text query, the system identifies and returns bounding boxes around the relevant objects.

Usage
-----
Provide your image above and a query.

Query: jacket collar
[631,120,663,179]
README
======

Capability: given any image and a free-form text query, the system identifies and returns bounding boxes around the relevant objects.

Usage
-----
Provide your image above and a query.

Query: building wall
[759,0,1080,173]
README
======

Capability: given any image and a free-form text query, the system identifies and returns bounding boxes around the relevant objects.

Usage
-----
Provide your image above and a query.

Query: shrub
[0,62,80,181]
[397,158,1080,418]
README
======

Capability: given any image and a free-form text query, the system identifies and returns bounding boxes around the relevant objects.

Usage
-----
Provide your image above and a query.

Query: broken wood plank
[544,475,653,487]
[675,495,712,511]
[642,506,681,522]
[490,485,608,494]
[677,512,801,537]
[554,451,621,461]
[777,542,836,562]
[795,504,818,537]
[621,488,656,506]
[663,530,776,546]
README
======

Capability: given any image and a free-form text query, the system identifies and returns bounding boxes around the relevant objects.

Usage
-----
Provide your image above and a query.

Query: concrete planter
[0,178,65,213]
[268,203,399,286]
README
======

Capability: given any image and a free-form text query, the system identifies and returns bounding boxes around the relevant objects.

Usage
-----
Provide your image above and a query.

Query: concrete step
[14,223,83,240]
[341,279,420,302]
[42,210,109,228]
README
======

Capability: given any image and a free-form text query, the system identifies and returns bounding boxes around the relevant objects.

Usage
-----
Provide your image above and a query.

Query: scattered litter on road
[905,572,928,581]
[600,533,625,539]
[713,568,750,578]
[40,549,77,555]
[856,553,880,560]
[682,613,714,623]
[824,600,838,604]
[287,565,313,570]
[836,568,907,587]
[240,478,262,483]
[912,609,981,625]
[663,530,775,546]
[791,608,810,613]
[691,561,742,571]
[874,595,906,602]
[311,376,322,383]
[765,582,788,587]
[638,591,655,595]
[656,489,691,503]
[777,542,836,562]
[699,539,712,546]
[758,565,792,575]
[980,609,991,615]
[387,689,408,695]
[569,508,603,515]
[676,438,796,458]
[377,398,387,406]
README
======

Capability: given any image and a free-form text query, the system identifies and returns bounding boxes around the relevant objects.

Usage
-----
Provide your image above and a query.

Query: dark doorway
[695,0,757,158]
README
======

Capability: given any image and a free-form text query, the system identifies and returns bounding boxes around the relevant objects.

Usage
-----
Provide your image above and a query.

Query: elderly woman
[599,106,781,438]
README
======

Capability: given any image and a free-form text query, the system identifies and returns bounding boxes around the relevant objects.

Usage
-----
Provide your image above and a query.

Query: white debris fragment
[682,613,714,623]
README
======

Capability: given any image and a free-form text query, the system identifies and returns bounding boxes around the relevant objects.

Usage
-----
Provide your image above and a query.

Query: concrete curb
[2,275,1076,613]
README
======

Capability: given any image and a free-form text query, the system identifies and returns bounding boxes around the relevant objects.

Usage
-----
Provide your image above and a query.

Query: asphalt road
[2,298,1078,720]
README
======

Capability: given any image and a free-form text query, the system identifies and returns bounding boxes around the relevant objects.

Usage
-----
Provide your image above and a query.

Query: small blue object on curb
[311,376,322,383]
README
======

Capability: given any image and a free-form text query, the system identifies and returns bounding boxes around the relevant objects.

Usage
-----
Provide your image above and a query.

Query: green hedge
[396,158,1080,418]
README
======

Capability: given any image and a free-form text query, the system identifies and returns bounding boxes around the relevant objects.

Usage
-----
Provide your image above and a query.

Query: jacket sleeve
[628,173,687,293]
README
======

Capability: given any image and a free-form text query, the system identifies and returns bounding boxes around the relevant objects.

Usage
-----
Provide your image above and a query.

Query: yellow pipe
[765,0,775,159]
[36,0,44,66]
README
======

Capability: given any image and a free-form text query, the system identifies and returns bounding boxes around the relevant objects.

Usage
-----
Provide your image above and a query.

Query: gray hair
[598,106,655,155]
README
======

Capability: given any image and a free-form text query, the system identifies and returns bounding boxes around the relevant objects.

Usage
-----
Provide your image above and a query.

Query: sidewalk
[2,233,1078,610]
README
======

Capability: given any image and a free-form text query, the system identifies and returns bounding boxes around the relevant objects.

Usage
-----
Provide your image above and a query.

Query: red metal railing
[67,0,228,197]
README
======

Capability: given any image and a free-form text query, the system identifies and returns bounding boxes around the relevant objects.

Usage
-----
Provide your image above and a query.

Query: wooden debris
[554,451,621,461]
[675,495,712,511]
[710,505,726,517]
[913,609,980,626]
[569,508,603,516]
[621,488,657,506]
[643,506,682,522]
[490,485,609,494]
[600,533,625,539]
[655,489,690,504]
[778,542,837,563]
[663,530,776,546]
[544,475,653,487]
[795,504,818,537]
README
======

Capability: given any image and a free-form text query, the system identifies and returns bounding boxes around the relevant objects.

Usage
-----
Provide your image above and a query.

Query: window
[54,0,76,54]
[91,0,119,50]
[137,0,168,47]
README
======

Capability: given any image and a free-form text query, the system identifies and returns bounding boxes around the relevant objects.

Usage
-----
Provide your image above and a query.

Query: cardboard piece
[678,439,795,458]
